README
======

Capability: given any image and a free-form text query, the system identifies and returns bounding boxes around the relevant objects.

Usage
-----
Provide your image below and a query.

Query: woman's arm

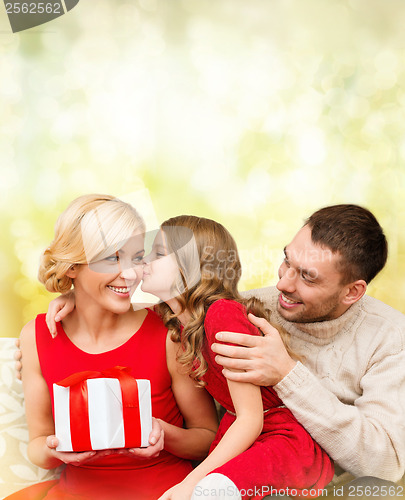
[160,334,219,461]
[20,320,109,469]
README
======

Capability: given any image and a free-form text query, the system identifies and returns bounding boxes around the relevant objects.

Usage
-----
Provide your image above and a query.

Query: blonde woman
[8,196,218,500]
[140,216,334,500]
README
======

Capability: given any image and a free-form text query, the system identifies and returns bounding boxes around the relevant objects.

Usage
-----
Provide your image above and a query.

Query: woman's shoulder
[19,318,39,356]
[20,318,35,340]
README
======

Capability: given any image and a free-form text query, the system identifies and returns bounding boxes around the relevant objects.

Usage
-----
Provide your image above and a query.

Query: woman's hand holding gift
[45,435,113,465]
[117,417,164,459]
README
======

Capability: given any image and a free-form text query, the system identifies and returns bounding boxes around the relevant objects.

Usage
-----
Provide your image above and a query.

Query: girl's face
[72,232,145,314]
[141,229,181,301]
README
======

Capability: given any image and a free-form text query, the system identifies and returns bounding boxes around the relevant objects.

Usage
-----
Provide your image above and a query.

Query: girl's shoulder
[206,298,245,318]
[204,299,248,331]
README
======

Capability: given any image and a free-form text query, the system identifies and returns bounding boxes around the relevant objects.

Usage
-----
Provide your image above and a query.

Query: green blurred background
[0,0,404,337]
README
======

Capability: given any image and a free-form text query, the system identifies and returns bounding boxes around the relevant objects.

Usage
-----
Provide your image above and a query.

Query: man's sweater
[244,286,405,482]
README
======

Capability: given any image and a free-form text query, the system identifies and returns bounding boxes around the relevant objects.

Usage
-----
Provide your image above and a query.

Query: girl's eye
[156,252,166,258]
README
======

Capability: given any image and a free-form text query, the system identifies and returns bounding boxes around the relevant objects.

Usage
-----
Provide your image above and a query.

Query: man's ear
[66,265,78,279]
[341,280,367,306]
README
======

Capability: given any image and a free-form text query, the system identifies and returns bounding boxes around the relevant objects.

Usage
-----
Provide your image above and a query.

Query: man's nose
[276,266,297,293]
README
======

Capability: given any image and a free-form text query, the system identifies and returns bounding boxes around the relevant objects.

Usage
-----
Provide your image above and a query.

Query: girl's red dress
[6,310,192,500]
[202,299,334,499]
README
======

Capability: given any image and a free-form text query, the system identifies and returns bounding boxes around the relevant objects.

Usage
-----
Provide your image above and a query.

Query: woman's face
[141,229,181,301]
[72,232,145,314]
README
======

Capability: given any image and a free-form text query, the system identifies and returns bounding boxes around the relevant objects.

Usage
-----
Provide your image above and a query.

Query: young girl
[141,216,335,500]
[8,196,218,500]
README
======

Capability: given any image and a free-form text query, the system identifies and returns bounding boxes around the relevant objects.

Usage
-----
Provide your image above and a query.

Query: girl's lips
[278,292,302,309]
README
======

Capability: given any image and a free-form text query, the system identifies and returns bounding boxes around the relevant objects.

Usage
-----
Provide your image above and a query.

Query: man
[211,204,405,493]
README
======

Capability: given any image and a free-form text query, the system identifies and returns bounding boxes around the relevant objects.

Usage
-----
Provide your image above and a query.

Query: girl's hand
[46,435,112,466]
[45,291,76,337]
[158,480,196,500]
[116,417,164,459]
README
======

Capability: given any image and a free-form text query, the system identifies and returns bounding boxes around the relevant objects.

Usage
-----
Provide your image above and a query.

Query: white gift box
[53,377,152,452]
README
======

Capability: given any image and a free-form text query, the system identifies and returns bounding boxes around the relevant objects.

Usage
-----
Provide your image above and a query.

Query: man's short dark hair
[305,204,388,284]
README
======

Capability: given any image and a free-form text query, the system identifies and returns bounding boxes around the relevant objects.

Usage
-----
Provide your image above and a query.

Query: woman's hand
[45,291,76,337]
[158,480,196,500]
[45,435,112,466]
[116,417,164,459]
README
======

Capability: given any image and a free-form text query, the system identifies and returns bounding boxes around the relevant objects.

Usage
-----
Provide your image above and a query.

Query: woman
[8,195,218,500]
[141,216,335,499]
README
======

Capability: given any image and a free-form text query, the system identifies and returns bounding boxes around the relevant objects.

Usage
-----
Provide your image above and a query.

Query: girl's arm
[159,300,265,499]
[45,291,76,337]
[159,376,264,500]
[159,333,219,461]
[20,320,110,469]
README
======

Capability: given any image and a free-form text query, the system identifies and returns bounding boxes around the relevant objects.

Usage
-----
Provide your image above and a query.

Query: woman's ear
[66,265,77,279]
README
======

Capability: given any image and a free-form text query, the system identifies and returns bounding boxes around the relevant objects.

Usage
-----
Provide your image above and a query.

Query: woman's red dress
[6,310,192,500]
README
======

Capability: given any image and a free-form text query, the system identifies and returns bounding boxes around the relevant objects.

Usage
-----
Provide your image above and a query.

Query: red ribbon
[56,366,142,451]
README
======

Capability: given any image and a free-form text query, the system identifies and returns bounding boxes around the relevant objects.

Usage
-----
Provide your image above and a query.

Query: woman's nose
[120,266,139,281]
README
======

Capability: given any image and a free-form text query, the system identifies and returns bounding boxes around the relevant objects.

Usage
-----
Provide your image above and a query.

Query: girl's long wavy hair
[155,215,295,385]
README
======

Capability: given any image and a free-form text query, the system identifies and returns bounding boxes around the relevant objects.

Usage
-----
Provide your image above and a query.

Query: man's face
[276,225,349,323]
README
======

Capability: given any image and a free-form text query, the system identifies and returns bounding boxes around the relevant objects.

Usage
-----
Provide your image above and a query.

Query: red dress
[202,299,334,499]
[7,310,192,500]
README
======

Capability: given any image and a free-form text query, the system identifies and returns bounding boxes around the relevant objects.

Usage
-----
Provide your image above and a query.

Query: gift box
[53,366,152,452]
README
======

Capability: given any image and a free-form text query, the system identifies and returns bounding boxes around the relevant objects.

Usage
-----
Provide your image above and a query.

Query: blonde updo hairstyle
[38,194,145,293]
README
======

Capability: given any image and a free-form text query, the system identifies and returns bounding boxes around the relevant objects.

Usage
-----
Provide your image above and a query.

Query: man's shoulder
[361,295,405,342]
[362,295,405,324]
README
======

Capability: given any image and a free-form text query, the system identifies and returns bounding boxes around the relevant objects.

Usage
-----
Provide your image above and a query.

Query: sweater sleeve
[274,342,405,481]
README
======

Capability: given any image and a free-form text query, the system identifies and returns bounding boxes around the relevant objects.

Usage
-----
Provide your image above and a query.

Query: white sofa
[0,338,61,499]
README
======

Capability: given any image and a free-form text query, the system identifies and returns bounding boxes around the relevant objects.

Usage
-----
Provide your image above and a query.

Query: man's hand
[211,313,297,386]
[14,338,22,380]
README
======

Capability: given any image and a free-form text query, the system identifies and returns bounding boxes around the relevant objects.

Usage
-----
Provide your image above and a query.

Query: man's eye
[301,273,314,283]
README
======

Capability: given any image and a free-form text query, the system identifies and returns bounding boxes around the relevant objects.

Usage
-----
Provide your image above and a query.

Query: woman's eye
[133,256,144,265]
[105,254,119,262]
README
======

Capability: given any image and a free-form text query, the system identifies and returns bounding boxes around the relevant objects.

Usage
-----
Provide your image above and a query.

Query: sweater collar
[269,289,364,341]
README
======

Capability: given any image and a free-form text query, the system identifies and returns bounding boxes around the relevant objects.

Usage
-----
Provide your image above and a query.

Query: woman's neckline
[55,308,150,355]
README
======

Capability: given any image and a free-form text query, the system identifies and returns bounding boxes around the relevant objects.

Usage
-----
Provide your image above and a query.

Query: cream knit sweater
[243,286,405,482]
